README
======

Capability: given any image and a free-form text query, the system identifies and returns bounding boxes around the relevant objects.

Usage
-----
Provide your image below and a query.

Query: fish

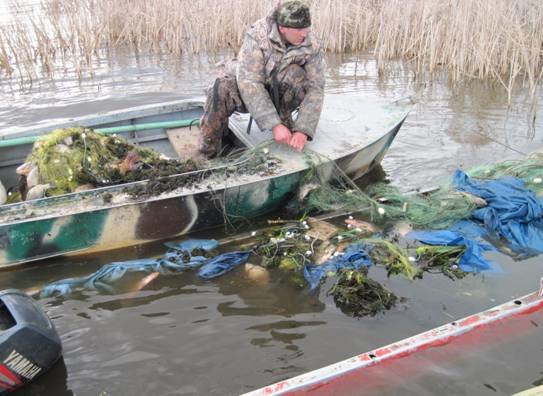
[63,136,73,146]
[26,183,51,201]
[26,167,40,188]
[23,286,42,297]
[54,143,70,153]
[297,182,320,202]
[244,263,270,285]
[315,241,336,264]
[460,191,487,207]
[306,218,339,240]
[344,218,379,233]
[133,272,160,292]
[16,162,34,176]
[0,180,6,205]
[118,150,141,175]
[392,221,413,237]
[75,183,95,192]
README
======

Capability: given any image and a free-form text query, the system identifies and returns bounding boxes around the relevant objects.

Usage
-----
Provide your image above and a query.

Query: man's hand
[289,132,308,152]
[272,124,292,145]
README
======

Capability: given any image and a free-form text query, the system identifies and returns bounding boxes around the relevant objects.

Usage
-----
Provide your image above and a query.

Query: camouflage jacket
[236,16,325,139]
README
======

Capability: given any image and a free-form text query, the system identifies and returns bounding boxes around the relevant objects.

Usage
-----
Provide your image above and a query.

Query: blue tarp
[453,170,543,255]
[407,230,499,273]
[198,251,252,279]
[41,239,251,297]
[303,243,373,290]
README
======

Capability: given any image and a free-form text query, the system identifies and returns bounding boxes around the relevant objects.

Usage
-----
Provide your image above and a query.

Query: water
[1,50,543,395]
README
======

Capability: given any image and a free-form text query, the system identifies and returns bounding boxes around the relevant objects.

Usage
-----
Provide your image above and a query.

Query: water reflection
[214,270,325,317]
[13,358,71,396]
[0,49,542,394]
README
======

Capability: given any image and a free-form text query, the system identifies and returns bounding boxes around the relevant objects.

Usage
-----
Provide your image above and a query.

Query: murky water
[1,50,543,395]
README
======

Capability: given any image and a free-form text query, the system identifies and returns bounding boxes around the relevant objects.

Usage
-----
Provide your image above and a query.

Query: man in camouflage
[199,0,325,157]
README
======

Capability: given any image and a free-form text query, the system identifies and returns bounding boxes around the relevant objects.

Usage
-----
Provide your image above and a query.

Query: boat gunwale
[0,98,207,140]
[0,94,411,227]
[0,115,405,226]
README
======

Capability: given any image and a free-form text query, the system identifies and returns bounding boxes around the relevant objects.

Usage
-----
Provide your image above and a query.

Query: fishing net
[125,144,279,199]
[25,127,199,196]
[253,220,316,288]
[299,151,476,230]
[415,245,467,280]
[467,151,543,195]
[19,127,279,200]
[328,268,398,318]
[298,149,543,231]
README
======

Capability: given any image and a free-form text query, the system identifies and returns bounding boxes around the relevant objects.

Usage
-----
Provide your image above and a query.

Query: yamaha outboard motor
[0,290,61,394]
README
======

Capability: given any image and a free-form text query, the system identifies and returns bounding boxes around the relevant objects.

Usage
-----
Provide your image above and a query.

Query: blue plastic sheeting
[304,243,373,290]
[408,230,499,273]
[198,251,252,279]
[453,170,543,255]
[165,239,219,254]
[449,219,488,239]
[40,239,250,297]
[41,258,165,297]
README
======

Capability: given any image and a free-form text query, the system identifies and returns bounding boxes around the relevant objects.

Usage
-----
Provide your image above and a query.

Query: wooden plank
[166,126,203,160]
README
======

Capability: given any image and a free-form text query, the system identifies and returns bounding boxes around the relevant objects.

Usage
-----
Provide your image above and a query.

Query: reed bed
[0,0,542,96]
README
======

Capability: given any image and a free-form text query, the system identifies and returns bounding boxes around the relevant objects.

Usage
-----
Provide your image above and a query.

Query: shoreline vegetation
[0,0,542,100]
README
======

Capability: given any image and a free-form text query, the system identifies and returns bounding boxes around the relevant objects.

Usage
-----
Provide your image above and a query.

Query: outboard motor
[0,290,61,394]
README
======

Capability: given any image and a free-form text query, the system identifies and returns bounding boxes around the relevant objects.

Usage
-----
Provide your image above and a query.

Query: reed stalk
[0,0,541,96]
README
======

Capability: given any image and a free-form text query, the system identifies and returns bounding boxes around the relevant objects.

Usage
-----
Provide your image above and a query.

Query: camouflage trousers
[199,64,307,157]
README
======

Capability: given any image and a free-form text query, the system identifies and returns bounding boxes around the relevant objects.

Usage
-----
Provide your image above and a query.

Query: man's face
[278,26,310,45]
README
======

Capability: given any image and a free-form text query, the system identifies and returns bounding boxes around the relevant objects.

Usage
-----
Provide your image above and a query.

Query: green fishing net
[328,268,399,318]
[300,151,476,230]
[22,128,279,198]
[299,149,543,230]
[467,151,543,195]
[27,127,191,195]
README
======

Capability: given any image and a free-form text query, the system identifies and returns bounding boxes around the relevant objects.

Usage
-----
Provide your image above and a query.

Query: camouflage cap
[273,1,311,29]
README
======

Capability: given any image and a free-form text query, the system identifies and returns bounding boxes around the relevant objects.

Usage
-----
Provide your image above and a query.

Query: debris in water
[244,263,270,285]
[297,182,321,202]
[117,150,141,175]
[329,267,398,317]
[364,239,421,279]
[344,218,379,234]
[391,221,413,237]
[133,272,160,291]
[306,218,339,240]
[416,245,467,280]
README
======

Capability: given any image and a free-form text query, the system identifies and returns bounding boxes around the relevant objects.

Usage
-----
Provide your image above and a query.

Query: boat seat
[166,125,204,161]
[229,113,268,148]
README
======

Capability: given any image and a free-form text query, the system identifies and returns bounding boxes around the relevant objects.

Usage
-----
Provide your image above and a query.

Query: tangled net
[416,245,467,280]
[299,149,543,230]
[16,127,279,200]
[329,268,398,318]
[468,151,543,196]
[23,127,199,196]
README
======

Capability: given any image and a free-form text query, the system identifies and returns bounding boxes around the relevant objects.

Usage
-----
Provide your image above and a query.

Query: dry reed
[0,0,542,97]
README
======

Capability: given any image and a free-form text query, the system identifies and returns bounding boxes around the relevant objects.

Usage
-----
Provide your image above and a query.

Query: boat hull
[0,95,408,268]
